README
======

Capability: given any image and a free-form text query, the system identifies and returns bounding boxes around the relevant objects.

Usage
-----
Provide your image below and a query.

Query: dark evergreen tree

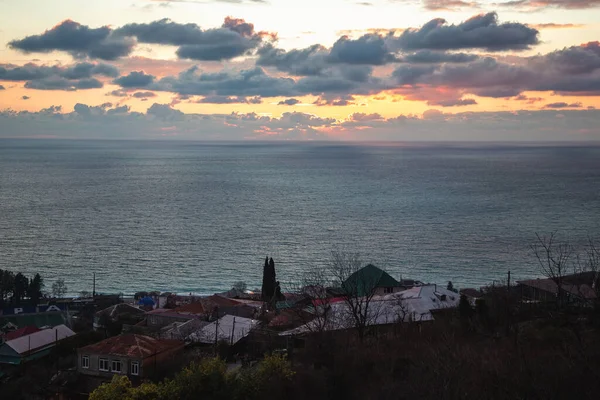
[261,257,273,302]
[261,257,278,302]
[13,272,29,305]
[459,294,474,319]
[447,281,454,292]
[28,273,44,304]
[0,269,15,308]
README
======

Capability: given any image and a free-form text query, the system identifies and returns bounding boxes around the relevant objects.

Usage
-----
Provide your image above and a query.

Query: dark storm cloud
[388,12,539,51]
[278,98,300,105]
[9,20,135,60]
[113,71,155,88]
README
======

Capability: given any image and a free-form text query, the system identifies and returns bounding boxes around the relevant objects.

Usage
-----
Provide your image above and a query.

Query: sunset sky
[1,0,600,140]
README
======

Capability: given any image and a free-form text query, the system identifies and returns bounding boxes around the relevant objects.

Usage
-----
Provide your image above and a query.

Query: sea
[0,140,599,296]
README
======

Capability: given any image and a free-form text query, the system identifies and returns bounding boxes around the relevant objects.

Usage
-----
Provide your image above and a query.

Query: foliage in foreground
[89,354,295,400]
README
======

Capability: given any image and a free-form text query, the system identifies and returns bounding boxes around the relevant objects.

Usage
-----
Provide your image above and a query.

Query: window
[384,287,394,294]
[131,361,139,376]
[82,355,89,369]
[99,358,109,372]
[112,360,122,373]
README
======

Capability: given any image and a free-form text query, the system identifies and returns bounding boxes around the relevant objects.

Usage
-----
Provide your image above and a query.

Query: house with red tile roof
[77,334,184,379]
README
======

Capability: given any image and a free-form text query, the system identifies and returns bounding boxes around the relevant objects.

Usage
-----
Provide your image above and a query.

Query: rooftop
[342,264,401,296]
[517,278,597,300]
[95,303,145,318]
[3,326,40,341]
[5,325,75,355]
[79,334,183,359]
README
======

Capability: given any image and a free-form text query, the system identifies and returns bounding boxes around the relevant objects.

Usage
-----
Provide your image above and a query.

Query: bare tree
[51,278,68,299]
[329,250,383,342]
[289,266,336,335]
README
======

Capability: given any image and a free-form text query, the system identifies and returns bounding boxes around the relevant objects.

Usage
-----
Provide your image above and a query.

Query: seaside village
[1,257,599,399]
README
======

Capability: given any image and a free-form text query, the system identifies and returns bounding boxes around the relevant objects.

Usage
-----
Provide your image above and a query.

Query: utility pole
[92,273,96,298]
[506,270,511,337]
[231,317,236,345]
[214,317,220,355]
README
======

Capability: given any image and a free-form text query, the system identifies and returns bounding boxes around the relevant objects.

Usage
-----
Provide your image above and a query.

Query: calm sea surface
[0,140,599,296]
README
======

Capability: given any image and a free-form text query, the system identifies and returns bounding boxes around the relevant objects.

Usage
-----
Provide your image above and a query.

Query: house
[0,324,75,365]
[1,325,40,344]
[160,318,209,341]
[94,303,146,331]
[517,271,599,304]
[145,296,248,328]
[342,264,403,296]
[281,284,459,336]
[460,288,484,306]
[188,315,258,345]
[77,334,184,380]
[145,305,205,328]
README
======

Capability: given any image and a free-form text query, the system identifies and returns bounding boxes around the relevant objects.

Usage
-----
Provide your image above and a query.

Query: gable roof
[342,264,400,296]
[95,303,145,318]
[189,315,258,345]
[5,325,75,355]
[79,334,183,359]
[3,326,41,341]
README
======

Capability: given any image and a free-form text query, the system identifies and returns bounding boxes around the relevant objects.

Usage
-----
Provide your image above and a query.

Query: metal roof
[342,264,401,296]
[189,315,258,345]
[5,325,75,355]
[280,285,459,336]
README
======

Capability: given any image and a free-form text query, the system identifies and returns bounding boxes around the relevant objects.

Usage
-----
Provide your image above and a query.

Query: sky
[1,0,600,141]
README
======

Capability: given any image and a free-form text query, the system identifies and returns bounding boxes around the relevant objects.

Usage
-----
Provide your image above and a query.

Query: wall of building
[77,351,141,379]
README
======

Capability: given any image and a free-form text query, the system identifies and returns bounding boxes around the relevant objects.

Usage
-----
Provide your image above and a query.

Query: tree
[459,294,474,319]
[28,273,44,304]
[447,281,455,292]
[261,256,276,303]
[52,278,68,298]
[232,281,247,292]
[89,375,133,400]
[0,269,15,307]
[531,232,574,308]
[291,267,336,335]
[13,272,28,305]
[329,251,383,342]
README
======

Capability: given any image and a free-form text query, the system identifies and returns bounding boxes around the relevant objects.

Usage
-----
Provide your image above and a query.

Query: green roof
[342,264,400,297]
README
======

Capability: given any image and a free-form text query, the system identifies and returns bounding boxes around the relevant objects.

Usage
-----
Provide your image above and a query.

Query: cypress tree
[261,257,272,302]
